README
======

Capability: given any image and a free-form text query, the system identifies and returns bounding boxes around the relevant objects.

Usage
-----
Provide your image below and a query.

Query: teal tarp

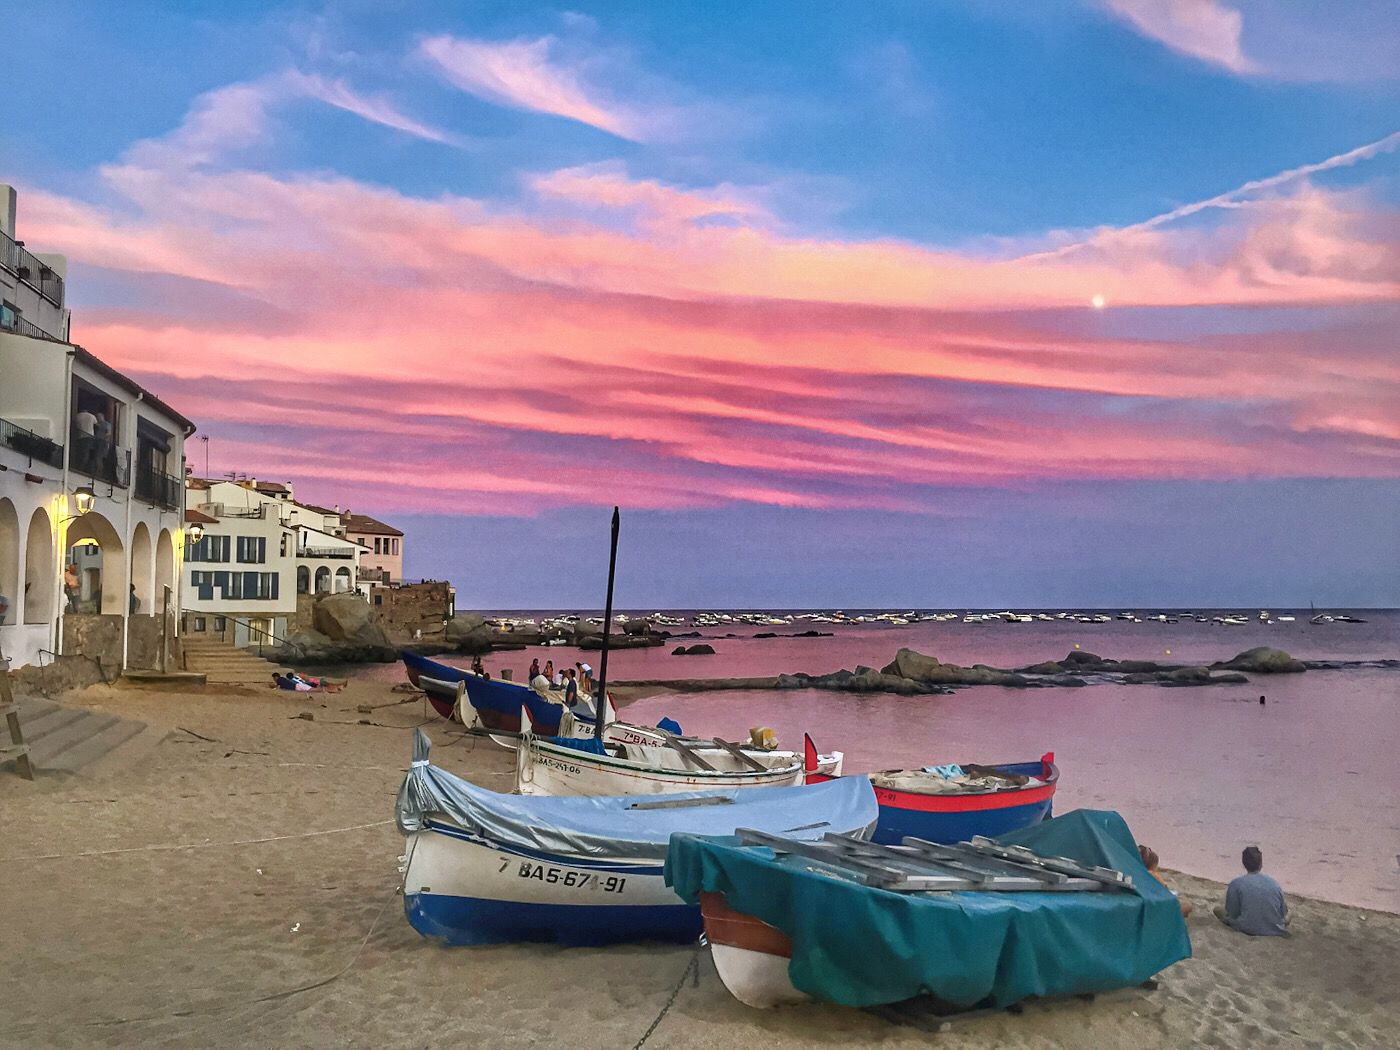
[665,808,1191,1009]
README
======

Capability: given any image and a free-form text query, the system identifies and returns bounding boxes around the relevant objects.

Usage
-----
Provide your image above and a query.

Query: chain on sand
[631,942,703,1050]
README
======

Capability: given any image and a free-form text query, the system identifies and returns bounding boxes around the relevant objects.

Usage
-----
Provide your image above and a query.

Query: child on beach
[1139,845,1193,918]
[1214,846,1289,936]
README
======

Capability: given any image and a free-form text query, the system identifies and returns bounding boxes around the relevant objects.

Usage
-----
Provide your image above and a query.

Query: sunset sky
[6,1,1398,607]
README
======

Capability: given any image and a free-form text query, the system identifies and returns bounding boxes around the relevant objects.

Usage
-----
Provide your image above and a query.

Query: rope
[631,944,701,1050]
[0,818,395,863]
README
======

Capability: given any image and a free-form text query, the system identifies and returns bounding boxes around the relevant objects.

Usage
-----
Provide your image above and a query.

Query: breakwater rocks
[619,645,1328,697]
[672,643,716,656]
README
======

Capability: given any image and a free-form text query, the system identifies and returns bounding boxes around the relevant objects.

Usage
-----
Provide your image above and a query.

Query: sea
[360,608,1400,914]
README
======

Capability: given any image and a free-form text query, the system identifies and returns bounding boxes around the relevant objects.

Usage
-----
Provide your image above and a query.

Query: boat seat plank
[661,734,718,771]
[710,737,768,772]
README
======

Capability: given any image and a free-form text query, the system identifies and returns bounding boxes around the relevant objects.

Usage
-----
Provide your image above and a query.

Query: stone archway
[154,529,176,611]
[23,507,54,625]
[334,566,351,593]
[314,566,330,594]
[0,498,18,625]
[297,565,310,593]
[130,522,153,615]
[64,511,125,615]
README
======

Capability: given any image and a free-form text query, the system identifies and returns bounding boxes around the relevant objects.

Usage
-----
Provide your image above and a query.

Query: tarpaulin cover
[396,729,877,865]
[665,808,1191,1009]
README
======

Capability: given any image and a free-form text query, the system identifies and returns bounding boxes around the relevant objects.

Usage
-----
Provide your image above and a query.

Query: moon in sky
[1091,294,1107,309]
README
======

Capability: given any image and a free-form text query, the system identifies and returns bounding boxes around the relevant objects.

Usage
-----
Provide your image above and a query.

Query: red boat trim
[699,892,792,958]
[874,782,1055,812]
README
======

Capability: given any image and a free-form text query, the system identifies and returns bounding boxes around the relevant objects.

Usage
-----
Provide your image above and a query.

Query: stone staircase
[2,694,167,778]
[181,638,281,687]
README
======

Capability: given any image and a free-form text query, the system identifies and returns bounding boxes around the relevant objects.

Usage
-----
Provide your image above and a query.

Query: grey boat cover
[396,729,876,865]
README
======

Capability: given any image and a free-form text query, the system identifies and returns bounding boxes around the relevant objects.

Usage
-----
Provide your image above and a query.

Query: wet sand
[2,676,1397,1049]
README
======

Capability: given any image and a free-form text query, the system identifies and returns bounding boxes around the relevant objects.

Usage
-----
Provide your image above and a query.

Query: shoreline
[2,676,1397,1048]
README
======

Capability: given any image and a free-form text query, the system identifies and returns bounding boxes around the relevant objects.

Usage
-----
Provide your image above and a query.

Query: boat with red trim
[804,738,1057,845]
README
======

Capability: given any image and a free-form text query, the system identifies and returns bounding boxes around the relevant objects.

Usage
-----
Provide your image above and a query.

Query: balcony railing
[69,430,130,488]
[0,416,63,468]
[0,227,66,307]
[135,464,183,510]
[298,546,355,559]
[0,309,64,343]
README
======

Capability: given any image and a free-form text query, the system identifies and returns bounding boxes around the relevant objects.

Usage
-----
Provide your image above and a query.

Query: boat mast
[595,506,620,737]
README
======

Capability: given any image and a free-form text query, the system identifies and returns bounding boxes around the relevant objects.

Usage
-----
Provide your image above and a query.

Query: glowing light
[1090,294,1107,309]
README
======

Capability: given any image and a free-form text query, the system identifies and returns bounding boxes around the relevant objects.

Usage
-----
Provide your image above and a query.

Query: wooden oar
[710,737,767,772]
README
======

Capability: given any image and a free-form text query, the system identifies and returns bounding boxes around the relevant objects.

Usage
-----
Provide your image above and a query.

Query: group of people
[526,658,595,704]
[73,405,115,476]
[270,671,343,693]
[1141,843,1289,937]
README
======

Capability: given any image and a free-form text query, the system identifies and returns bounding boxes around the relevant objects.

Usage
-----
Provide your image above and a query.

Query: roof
[344,512,402,536]
[297,502,340,517]
[185,508,219,525]
[254,481,290,493]
[73,346,197,434]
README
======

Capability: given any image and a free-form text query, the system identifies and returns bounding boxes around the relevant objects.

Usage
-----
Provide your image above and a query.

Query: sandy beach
[3,675,1398,1050]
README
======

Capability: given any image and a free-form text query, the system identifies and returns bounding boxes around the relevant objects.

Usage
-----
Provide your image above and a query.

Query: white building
[181,478,364,645]
[1,185,194,671]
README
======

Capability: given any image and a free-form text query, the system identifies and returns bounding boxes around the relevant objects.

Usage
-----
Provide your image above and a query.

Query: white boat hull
[401,821,698,946]
[516,738,808,797]
[711,943,810,1009]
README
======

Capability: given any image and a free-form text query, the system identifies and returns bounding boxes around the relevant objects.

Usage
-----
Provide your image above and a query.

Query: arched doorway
[334,567,351,593]
[0,498,18,625]
[64,512,125,615]
[24,507,54,625]
[130,523,153,615]
[314,566,330,593]
[297,565,310,593]
[154,529,176,612]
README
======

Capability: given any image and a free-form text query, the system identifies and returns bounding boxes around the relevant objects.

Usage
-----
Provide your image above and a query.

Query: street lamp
[74,486,95,515]
[188,522,205,545]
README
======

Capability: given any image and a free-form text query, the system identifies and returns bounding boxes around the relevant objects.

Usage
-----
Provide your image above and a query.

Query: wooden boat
[397,730,877,946]
[667,809,1191,1011]
[401,651,601,735]
[516,713,840,797]
[806,744,1057,845]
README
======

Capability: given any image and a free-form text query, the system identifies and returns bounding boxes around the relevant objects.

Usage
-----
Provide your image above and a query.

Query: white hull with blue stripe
[402,819,697,946]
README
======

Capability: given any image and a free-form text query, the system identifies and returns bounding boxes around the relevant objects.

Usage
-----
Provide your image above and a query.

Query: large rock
[672,643,715,656]
[314,594,387,645]
[446,613,493,654]
[1215,647,1306,674]
[881,648,943,681]
[623,619,652,636]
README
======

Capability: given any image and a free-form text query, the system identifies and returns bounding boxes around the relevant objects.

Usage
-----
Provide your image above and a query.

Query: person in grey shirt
[1214,846,1289,936]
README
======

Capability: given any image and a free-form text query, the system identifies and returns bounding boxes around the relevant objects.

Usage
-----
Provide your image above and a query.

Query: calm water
[365,610,1400,912]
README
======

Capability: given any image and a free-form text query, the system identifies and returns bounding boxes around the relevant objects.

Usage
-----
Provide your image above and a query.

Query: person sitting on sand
[544,659,559,687]
[529,658,541,682]
[1213,846,1289,936]
[1139,845,1193,918]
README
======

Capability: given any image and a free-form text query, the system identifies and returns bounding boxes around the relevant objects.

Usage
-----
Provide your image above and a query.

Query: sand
[1,675,1397,1049]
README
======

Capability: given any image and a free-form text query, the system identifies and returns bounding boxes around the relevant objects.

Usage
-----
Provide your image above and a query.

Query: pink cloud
[1103,0,1257,74]
[419,34,641,139]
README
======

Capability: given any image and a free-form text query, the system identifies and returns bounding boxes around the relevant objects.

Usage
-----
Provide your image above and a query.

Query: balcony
[0,416,63,468]
[135,464,183,510]
[0,227,65,308]
[298,546,355,559]
[0,308,64,343]
[68,430,130,488]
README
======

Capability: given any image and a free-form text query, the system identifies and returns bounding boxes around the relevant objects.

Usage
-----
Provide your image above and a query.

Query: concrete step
[28,713,121,767]
[42,717,146,774]
[17,705,89,744]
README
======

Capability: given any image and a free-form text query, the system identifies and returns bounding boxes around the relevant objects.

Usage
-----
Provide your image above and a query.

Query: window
[236,536,266,563]
[194,616,206,632]
[280,534,289,557]
[214,616,226,631]
[189,535,231,562]
[391,538,399,555]
[373,537,381,554]
[373,593,382,605]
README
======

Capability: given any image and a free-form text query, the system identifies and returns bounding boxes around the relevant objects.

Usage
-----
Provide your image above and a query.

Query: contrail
[1021,129,1400,260]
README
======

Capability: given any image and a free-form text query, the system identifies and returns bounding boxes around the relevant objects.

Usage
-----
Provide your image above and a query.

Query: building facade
[1,185,194,671]
[181,478,364,645]
[344,512,404,584]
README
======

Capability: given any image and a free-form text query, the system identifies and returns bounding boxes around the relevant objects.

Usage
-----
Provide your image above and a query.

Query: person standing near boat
[1214,846,1289,936]
[577,662,594,695]
[563,668,579,707]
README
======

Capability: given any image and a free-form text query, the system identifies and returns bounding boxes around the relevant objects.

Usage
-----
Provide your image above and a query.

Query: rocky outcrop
[881,648,1031,688]
[778,666,949,695]
[672,643,716,656]
[579,633,665,650]
[445,613,493,654]
[623,619,652,636]
[269,593,397,662]
[1213,647,1306,674]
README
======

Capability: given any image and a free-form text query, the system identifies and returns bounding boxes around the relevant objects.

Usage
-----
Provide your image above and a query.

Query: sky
[4,0,1398,607]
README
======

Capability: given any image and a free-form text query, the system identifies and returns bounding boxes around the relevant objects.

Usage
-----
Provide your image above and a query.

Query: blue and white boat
[396,730,878,947]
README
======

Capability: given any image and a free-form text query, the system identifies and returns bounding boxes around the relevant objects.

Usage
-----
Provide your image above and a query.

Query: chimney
[0,185,16,238]
[334,504,340,514]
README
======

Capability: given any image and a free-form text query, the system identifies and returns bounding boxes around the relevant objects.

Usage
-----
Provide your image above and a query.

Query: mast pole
[595,507,620,737]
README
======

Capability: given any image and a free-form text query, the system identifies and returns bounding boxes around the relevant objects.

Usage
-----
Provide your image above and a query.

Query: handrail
[0,416,63,468]
[0,310,65,343]
[298,546,355,558]
[69,434,131,488]
[214,613,293,659]
[135,463,182,510]
[0,227,65,307]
